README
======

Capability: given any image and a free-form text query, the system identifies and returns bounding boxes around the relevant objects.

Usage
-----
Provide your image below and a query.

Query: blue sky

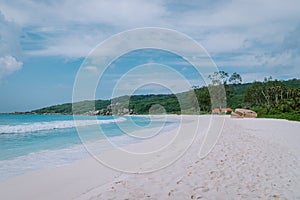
[0,0,300,112]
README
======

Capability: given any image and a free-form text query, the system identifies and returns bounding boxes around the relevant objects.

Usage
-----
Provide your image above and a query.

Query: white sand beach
[1,115,300,199]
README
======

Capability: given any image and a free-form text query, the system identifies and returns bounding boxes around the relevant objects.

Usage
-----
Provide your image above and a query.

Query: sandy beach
[1,115,300,199]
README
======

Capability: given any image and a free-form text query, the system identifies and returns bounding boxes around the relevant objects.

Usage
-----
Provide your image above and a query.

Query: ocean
[0,114,178,180]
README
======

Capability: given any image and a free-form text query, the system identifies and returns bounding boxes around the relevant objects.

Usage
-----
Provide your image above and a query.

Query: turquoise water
[0,114,177,180]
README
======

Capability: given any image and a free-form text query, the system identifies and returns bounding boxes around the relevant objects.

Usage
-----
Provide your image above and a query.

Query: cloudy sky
[0,0,300,112]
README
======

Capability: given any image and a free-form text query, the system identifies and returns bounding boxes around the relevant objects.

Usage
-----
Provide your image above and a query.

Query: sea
[0,114,178,180]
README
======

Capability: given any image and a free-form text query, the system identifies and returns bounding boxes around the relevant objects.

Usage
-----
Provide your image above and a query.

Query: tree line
[32,71,300,121]
[192,72,300,120]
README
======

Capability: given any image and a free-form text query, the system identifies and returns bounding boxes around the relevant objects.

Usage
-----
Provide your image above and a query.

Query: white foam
[0,144,90,180]
[0,117,127,134]
[0,118,179,181]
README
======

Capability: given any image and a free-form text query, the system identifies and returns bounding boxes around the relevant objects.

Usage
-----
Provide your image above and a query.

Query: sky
[0,0,300,112]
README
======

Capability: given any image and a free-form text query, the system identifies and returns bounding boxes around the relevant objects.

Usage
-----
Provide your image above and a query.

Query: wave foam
[0,118,127,134]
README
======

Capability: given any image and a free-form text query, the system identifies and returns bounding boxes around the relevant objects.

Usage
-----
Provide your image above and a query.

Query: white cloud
[0,0,300,80]
[26,30,105,58]
[164,0,300,67]
[0,12,21,56]
[0,55,22,79]
[84,66,98,74]
[0,0,167,57]
[214,21,300,81]
[0,0,167,27]
[2,0,300,57]
[0,11,22,79]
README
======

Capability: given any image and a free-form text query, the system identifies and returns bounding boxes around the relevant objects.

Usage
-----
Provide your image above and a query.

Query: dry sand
[0,115,300,199]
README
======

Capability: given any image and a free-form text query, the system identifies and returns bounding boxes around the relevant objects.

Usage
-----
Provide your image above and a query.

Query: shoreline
[2,112,300,123]
[0,115,199,199]
[0,115,180,181]
[1,115,300,199]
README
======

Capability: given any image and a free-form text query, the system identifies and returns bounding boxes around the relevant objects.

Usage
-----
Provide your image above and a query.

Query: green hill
[32,78,300,121]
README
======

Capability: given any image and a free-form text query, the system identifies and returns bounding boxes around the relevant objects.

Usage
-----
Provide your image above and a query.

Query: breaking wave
[0,118,127,134]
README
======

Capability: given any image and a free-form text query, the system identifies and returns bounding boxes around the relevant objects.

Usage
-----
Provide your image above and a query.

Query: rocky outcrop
[231,108,257,118]
[84,102,136,116]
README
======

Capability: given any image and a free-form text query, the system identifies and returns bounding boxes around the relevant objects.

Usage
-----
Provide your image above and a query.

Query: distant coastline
[4,78,300,121]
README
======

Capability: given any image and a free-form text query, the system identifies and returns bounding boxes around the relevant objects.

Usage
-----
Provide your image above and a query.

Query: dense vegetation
[244,77,300,121]
[33,100,111,114]
[32,73,300,121]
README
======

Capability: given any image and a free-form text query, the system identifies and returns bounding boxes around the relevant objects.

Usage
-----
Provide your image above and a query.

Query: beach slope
[0,115,300,199]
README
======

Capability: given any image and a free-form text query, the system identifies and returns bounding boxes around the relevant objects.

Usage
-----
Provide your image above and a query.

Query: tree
[208,71,229,85]
[229,72,242,85]
[243,77,300,114]
[194,86,211,112]
[244,81,264,106]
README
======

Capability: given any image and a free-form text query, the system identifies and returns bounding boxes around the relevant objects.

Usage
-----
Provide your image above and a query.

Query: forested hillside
[32,74,300,121]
